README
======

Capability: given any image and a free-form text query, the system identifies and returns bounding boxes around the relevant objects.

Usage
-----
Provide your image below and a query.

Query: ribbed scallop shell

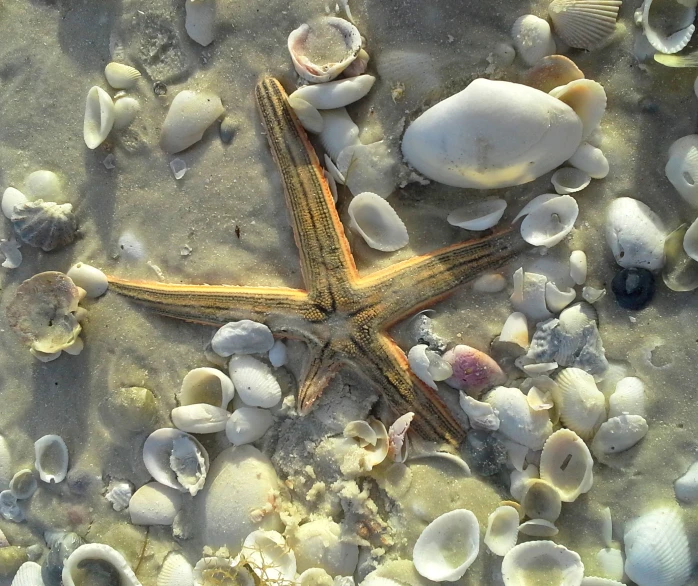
[548,0,622,50]
[485,506,519,556]
[11,200,77,252]
[624,507,691,586]
[553,367,607,439]
[158,552,194,586]
[540,428,593,502]
[228,355,282,408]
[11,562,44,586]
[105,62,141,89]
[608,376,646,417]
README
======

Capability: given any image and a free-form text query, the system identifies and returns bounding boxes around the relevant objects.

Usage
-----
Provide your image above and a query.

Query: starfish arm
[356,228,527,326]
[255,77,358,299]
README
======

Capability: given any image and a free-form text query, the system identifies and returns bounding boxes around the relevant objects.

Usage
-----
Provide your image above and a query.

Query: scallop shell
[484,505,519,556]
[129,482,183,526]
[171,404,229,434]
[459,393,500,431]
[519,194,579,248]
[664,224,698,291]
[105,62,141,89]
[9,470,37,500]
[590,414,648,457]
[447,198,507,231]
[501,541,584,586]
[83,86,115,149]
[642,0,696,54]
[63,544,142,586]
[241,530,297,582]
[408,344,452,390]
[287,17,362,82]
[570,250,588,285]
[34,435,69,484]
[552,167,592,195]
[194,557,254,586]
[288,97,324,134]
[550,79,607,141]
[228,355,282,408]
[11,561,44,586]
[347,192,408,252]
[553,367,607,439]
[568,143,609,178]
[179,367,235,409]
[289,75,376,110]
[11,200,77,251]
[520,479,562,522]
[226,407,274,446]
[143,428,209,496]
[157,552,194,586]
[413,509,480,582]
[540,428,593,502]
[624,507,691,586]
[518,519,559,537]
[608,377,646,418]
[444,345,506,396]
[511,15,556,66]
[548,0,622,50]
[521,55,584,93]
[665,135,698,207]
[484,387,553,450]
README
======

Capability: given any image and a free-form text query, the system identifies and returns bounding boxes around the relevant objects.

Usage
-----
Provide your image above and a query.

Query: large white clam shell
[413,509,480,582]
[447,198,507,231]
[540,428,593,502]
[551,167,592,195]
[606,197,666,270]
[83,86,115,149]
[129,481,183,526]
[289,75,376,110]
[511,15,557,66]
[242,530,297,582]
[484,505,519,556]
[501,541,584,586]
[11,562,45,586]
[228,355,282,408]
[642,0,696,54]
[608,376,646,417]
[347,192,408,252]
[550,79,607,141]
[519,194,579,248]
[590,414,648,457]
[624,507,691,586]
[63,544,142,586]
[484,387,552,450]
[160,90,225,154]
[143,428,209,496]
[34,435,69,484]
[548,0,622,50]
[104,62,141,89]
[180,367,235,409]
[401,79,583,189]
[553,367,607,439]
[665,135,698,207]
[157,552,193,586]
[171,404,229,434]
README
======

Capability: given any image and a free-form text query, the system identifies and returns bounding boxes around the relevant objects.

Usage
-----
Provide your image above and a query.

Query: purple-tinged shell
[443,345,506,397]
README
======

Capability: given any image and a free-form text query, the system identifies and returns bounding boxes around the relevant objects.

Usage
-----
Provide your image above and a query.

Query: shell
[104,62,141,89]
[518,519,559,537]
[545,282,577,313]
[63,544,142,586]
[212,320,275,356]
[288,97,324,134]
[171,404,229,434]
[501,541,584,586]
[550,79,607,141]
[665,135,698,207]
[105,480,134,511]
[129,482,183,526]
[193,557,254,586]
[548,0,622,50]
[664,223,698,291]
[24,170,61,200]
[510,463,539,501]
[484,387,553,450]
[287,17,362,82]
[484,506,520,556]
[66,263,108,298]
[342,419,389,471]
[387,412,413,463]
[2,187,28,219]
[460,393,500,431]
[499,311,529,350]
[113,96,140,130]
[510,268,552,323]
[551,167,592,195]
[289,75,376,109]
[447,198,507,231]
[473,273,508,293]
[0,491,23,522]
[241,530,297,582]
[521,479,562,522]
[336,142,399,198]
[608,377,646,417]
[590,414,648,457]
[444,345,506,396]
[580,579,624,586]
[268,340,287,367]
[674,461,698,503]
[226,407,274,446]
[519,194,579,248]
[83,86,115,149]
[160,90,225,154]
[228,355,282,408]
[413,509,480,582]
[568,142,609,179]
[11,200,77,251]
[289,519,359,576]
[34,435,69,484]
[642,0,696,54]
[11,562,44,586]
[624,507,691,586]
[157,552,193,586]
[408,344,452,390]
[179,367,235,409]
[185,0,216,46]
[9,470,37,500]
[521,55,585,93]
[511,15,556,66]
[540,428,594,502]
[347,192,408,252]
[553,367,607,439]
[318,108,360,161]
[570,250,588,285]
[527,385,554,411]
[683,216,698,261]
[343,46,370,77]
[142,428,209,496]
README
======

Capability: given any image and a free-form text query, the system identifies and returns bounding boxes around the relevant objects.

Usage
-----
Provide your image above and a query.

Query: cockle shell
[212,320,275,356]
[444,345,506,396]
[484,505,520,556]
[143,428,209,496]
[520,479,562,522]
[407,344,452,390]
[11,200,78,251]
[501,541,584,586]
[521,55,584,94]
[83,86,114,149]
[129,482,183,526]
[642,0,696,54]
[548,0,622,50]
[484,387,552,450]
[675,461,698,503]
[460,393,500,431]
[553,367,607,439]
[158,552,193,586]
[11,562,44,586]
[289,519,359,576]
[590,414,648,457]
[447,198,507,231]
[666,135,698,207]
[540,428,593,502]
[105,480,133,512]
[347,192,408,252]
[226,407,274,446]
[580,579,624,586]
[228,355,282,408]
[289,75,376,110]
[105,62,141,89]
[550,79,607,141]
[570,250,588,284]
[179,367,235,408]
[63,544,141,586]
[34,435,69,484]
[241,530,297,582]
[608,377,646,417]
[568,143,609,179]
[171,404,229,434]
[413,509,480,582]
[551,167,592,195]
[511,15,556,66]
[289,97,324,134]
[160,90,225,154]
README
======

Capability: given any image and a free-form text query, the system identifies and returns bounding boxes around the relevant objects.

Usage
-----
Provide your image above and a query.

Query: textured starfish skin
[108,77,526,445]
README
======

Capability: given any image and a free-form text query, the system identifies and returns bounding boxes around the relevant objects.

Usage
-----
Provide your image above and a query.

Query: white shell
[66,263,108,298]
[553,367,607,439]
[674,461,698,503]
[228,355,282,408]
[408,345,452,390]
[242,530,297,582]
[596,548,624,581]
[551,167,592,195]
[665,135,698,207]
[143,428,209,496]
[568,143,609,178]
[484,506,519,556]
[608,377,646,417]
[129,482,183,526]
[171,404,229,434]
[527,386,554,411]
[591,414,648,457]
[550,80,607,141]
[511,15,557,66]
[570,250,588,284]
[459,392,500,431]
[401,79,583,189]
[519,194,579,248]
[287,17,362,83]
[520,479,562,522]
[83,86,115,149]
[624,507,691,586]
[548,0,622,50]
[447,198,507,231]
[34,435,69,484]
[540,428,593,502]
[105,479,133,511]
[226,407,274,445]
[2,187,28,219]
[545,282,577,313]
[288,97,324,134]
[180,367,235,409]
[185,0,216,46]
[642,0,696,54]
[413,509,480,582]
[510,267,553,323]
[336,142,399,198]
[518,518,559,537]
[105,62,141,89]
[581,579,624,586]
[683,215,698,261]
[342,419,389,471]
[212,320,274,356]
[484,387,552,450]
[318,108,360,161]
[113,96,140,130]
[11,562,45,586]
[501,541,584,586]
[348,192,408,252]
[63,544,142,586]
[500,311,529,349]
[268,340,287,367]
[9,469,37,500]
[291,519,359,576]
[473,273,507,293]
[290,76,376,110]
[160,90,225,154]
[158,552,194,586]
[510,464,539,500]
[24,170,61,200]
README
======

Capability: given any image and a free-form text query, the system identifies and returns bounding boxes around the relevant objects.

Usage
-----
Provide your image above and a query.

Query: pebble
[611,268,655,311]
[605,197,666,270]
[212,320,275,356]
[67,263,109,298]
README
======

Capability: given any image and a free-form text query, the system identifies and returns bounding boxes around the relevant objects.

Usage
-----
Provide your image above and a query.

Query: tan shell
[540,428,594,502]
[520,479,562,522]
[549,79,607,141]
[521,55,584,93]
[548,0,622,50]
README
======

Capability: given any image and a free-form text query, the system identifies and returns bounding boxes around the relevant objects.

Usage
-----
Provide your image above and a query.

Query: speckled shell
[11,200,77,252]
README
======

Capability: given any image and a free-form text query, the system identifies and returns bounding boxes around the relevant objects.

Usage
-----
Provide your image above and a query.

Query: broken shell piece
[387,412,413,462]
[551,167,592,195]
[342,419,389,470]
[83,86,115,149]
[666,135,698,207]
[160,90,225,154]
[511,15,557,66]
[499,311,529,350]
[591,414,648,457]
[510,267,553,322]
[228,355,282,408]
[63,544,142,586]
[520,479,562,522]
[501,541,583,586]
[550,79,607,141]
[568,143,609,179]
[521,55,584,93]
[185,0,216,46]
[287,17,362,82]
[459,393,500,431]
[319,108,360,161]
[608,377,646,418]
[408,344,452,389]
[605,197,666,270]
[344,420,377,447]
[548,0,622,50]
[336,142,399,198]
[2,187,28,219]
[518,519,559,537]
[443,345,506,396]
[570,250,588,285]
[66,263,108,298]
[289,75,376,110]
[540,428,593,502]
[104,62,141,89]
[527,386,554,411]
[413,509,480,582]
[683,216,698,261]
[553,367,606,439]
[545,282,577,313]
[129,482,183,526]
[642,0,696,54]
[34,435,69,484]
[105,480,133,511]
[9,470,37,500]
[11,200,78,252]
[242,530,297,582]
[510,464,539,500]
[288,97,324,134]
[171,404,229,434]
[226,407,274,446]
[180,367,235,408]
[143,428,209,496]
[484,387,553,450]
[664,224,698,291]
[447,198,507,231]
[0,238,22,270]
[485,506,520,556]
[582,285,605,303]
[348,192,408,252]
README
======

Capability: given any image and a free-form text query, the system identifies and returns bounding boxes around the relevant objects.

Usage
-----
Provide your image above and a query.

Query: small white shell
[408,344,452,390]
[63,544,142,586]
[683,215,698,261]
[9,469,37,500]
[540,428,594,502]
[518,518,559,537]
[447,198,507,231]
[105,480,134,511]
[226,407,274,446]
[570,250,587,285]
[24,169,61,200]
[590,414,648,457]
[675,461,698,503]
[84,86,115,149]
[113,96,140,130]
[228,355,282,408]
[342,419,389,470]
[413,509,480,582]
[521,479,562,522]
[608,377,646,417]
[143,428,209,496]
[459,392,500,431]
[666,135,698,207]
[11,562,45,586]
[212,320,275,356]
[551,167,592,195]
[159,90,225,154]
[289,75,376,110]
[605,197,666,270]
[34,435,69,484]
[2,187,28,219]
[510,464,539,500]
[553,367,607,439]
[268,340,287,368]
[242,530,297,582]
[288,97,324,134]
[319,108,360,161]
[548,0,622,50]
[519,194,579,248]
[158,552,194,586]
[568,143,609,179]
[545,282,577,313]
[501,541,584,586]
[66,263,108,298]
[642,0,696,54]
[596,548,624,582]
[129,482,183,526]
[550,79,607,141]
[484,387,552,450]
[473,273,507,293]
[171,404,229,434]
[348,192,408,252]
[527,386,554,411]
[484,505,519,556]
[511,15,557,66]
[105,62,141,89]
[179,367,235,409]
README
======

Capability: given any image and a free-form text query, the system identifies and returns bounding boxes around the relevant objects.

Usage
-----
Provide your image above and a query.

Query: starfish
[108,77,526,446]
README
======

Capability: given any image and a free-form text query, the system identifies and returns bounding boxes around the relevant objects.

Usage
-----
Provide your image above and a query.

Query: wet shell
[143,428,209,496]
[553,367,607,439]
[518,194,579,248]
[11,200,77,251]
[34,435,69,484]
[521,55,584,94]
[444,345,506,396]
[447,198,507,231]
[63,544,142,586]
[157,552,193,586]
[226,407,274,446]
[289,75,376,110]
[228,355,282,408]
[413,509,480,581]
[347,192,408,252]
[484,387,553,450]
[105,62,141,89]
[83,86,115,149]
[551,167,592,195]
[548,0,622,50]
[484,505,520,556]
[11,562,44,586]
[408,344,452,390]
[520,479,562,522]
[518,519,559,537]
[540,428,594,502]
[590,414,648,457]
[568,142,609,179]
[511,15,557,66]
[171,404,229,434]
[642,0,696,54]
[608,377,646,418]
[665,135,698,207]
[179,367,235,409]
[550,79,607,141]
[501,541,584,586]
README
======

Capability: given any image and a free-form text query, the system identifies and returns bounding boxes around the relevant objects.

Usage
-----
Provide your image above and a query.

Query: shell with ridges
[501,541,584,586]
[157,552,194,586]
[63,544,142,586]
[548,0,622,50]
[553,367,606,439]
[348,192,408,252]
[11,561,45,586]
[665,135,698,207]
[105,62,141,89]
[11,200,77,252]
[484,505,519,556]
[642,0,696,54]
[228,355,282,408]
[241,530,297,582]
[520,479,562,522]
[608,376,646,417]
[540,428,593,502]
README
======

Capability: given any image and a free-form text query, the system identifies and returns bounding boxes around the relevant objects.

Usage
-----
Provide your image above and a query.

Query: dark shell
[612,267,655,311]
[11,200,77,252]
